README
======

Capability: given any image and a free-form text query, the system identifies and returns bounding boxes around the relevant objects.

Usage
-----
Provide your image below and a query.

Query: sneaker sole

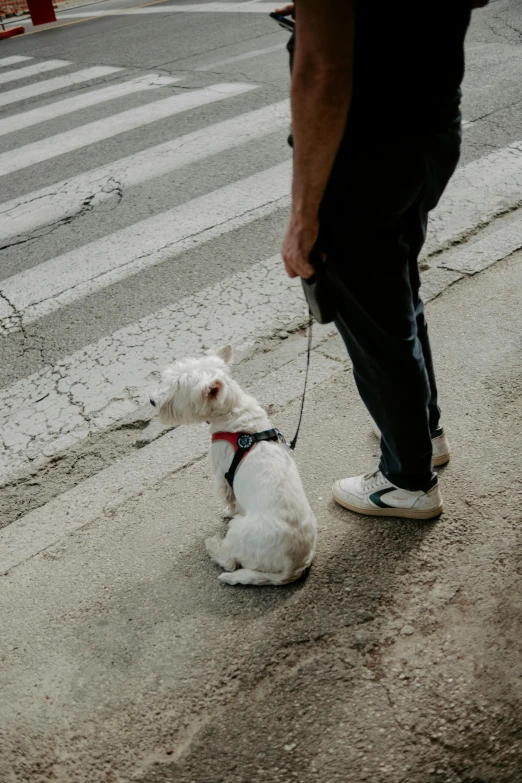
[332,489,444,520]
[370,422,451,467]
[432,449,451,467]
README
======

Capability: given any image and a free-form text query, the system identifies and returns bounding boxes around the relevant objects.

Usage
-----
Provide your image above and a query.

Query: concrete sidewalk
[1,251,521,783]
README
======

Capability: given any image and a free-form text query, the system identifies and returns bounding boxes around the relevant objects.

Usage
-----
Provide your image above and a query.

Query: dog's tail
[218,568,303,586]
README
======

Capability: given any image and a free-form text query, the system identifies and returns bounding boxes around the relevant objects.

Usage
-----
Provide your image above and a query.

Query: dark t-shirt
[346,1,472,135]
[287,1,472,137]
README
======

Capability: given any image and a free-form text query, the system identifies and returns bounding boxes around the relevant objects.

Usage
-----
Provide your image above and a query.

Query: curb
[0,25,25,38]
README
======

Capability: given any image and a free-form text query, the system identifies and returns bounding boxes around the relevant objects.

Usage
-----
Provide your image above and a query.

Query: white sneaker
[332,469,443,520]
[371,421,450,467]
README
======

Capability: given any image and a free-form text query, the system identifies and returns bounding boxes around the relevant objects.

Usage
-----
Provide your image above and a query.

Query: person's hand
[281,214,318,279]
[274,3,295,16]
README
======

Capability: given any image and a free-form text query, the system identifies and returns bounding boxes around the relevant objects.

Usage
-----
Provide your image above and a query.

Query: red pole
[26,0,56,25]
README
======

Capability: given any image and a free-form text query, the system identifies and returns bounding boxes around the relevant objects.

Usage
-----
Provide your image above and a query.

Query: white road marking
[0,56,32,68]
[0,74,179,137]
[0,66,124,108]
[0,161,291,327]
[196,42,286,71]
[58,3,278,17]
[0,82,254,177]
[0,99,289,241]
[0,252,304,486]
[0,59,71,86]
[439,217,522,275]
[0,424,209,574]
[421,137,522,256]
[0,349,341,575]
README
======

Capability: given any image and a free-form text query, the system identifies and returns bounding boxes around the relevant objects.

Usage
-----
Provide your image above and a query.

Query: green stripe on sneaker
[369,488,395,508]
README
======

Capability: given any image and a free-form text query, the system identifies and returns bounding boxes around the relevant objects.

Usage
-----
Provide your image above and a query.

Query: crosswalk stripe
[0,161,291,327]
[0,99,289,242]
[0,253,303,487]
[0,66,124,108]
[59,3,280,17]
[196,43,286,71]
[423,137,522,257]
[0,74,179,137]
[0,82,255,177]
[0,59,71,86]
[0,56,33,68]
[439,218,522,275]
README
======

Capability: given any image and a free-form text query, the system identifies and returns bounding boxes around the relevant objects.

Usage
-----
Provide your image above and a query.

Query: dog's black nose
[150,397,156,407]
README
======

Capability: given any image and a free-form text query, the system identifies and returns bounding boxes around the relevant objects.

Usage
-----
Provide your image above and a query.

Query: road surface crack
[0,178,124,253]
[0,288,23,336]
[492,12,522,41]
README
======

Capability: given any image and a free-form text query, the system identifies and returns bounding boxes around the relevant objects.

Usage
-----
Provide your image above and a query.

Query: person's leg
[403,206,441,433]
[331,229,433,491]
[404,127,462,433]
[319,138,434,491]
[320,131,461,493]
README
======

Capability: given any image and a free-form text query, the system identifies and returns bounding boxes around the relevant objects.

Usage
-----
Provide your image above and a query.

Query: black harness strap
[224,428,282,488]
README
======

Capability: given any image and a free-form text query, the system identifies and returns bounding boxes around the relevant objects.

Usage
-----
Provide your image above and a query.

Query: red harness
[211,429,282,488]
[211,431,249,450]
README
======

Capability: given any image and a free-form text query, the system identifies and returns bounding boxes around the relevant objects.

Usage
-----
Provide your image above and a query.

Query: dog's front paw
[222,506,235,520]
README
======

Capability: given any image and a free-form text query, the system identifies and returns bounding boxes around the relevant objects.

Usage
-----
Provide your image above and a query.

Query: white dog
[150,346,317,586]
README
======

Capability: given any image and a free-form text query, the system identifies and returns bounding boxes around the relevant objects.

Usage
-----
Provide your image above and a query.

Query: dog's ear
[207,379,222,400]
[217,345,233,365]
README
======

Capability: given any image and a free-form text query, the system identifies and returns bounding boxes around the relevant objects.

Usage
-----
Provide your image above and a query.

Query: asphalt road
[0,1,522,781]
[0,0,522,489]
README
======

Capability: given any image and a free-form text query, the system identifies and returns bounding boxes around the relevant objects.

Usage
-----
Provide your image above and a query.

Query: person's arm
[282,0,355,279]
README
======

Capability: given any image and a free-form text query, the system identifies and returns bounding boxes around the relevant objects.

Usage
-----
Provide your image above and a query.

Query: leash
[289,309,313,451]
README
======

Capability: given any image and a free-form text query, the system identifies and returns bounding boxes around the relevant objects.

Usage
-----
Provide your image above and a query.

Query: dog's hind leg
[205,535,237,571]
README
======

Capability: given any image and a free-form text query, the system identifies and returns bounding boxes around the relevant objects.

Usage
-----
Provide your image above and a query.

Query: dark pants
[318,128,461,490]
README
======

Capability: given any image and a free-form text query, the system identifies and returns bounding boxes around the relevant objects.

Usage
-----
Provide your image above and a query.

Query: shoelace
[362,468,387,491]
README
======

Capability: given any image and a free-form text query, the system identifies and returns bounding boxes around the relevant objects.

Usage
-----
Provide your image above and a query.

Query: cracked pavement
[0,256,303,484]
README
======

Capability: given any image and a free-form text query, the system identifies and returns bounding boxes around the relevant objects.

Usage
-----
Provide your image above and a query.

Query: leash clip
[274,428,290,448]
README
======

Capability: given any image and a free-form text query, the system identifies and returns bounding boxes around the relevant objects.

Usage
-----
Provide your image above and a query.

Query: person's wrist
[292,222,318,251]
[291,206,319,231]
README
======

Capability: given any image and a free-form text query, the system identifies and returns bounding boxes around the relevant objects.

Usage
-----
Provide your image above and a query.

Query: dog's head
[150,345,235,426]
